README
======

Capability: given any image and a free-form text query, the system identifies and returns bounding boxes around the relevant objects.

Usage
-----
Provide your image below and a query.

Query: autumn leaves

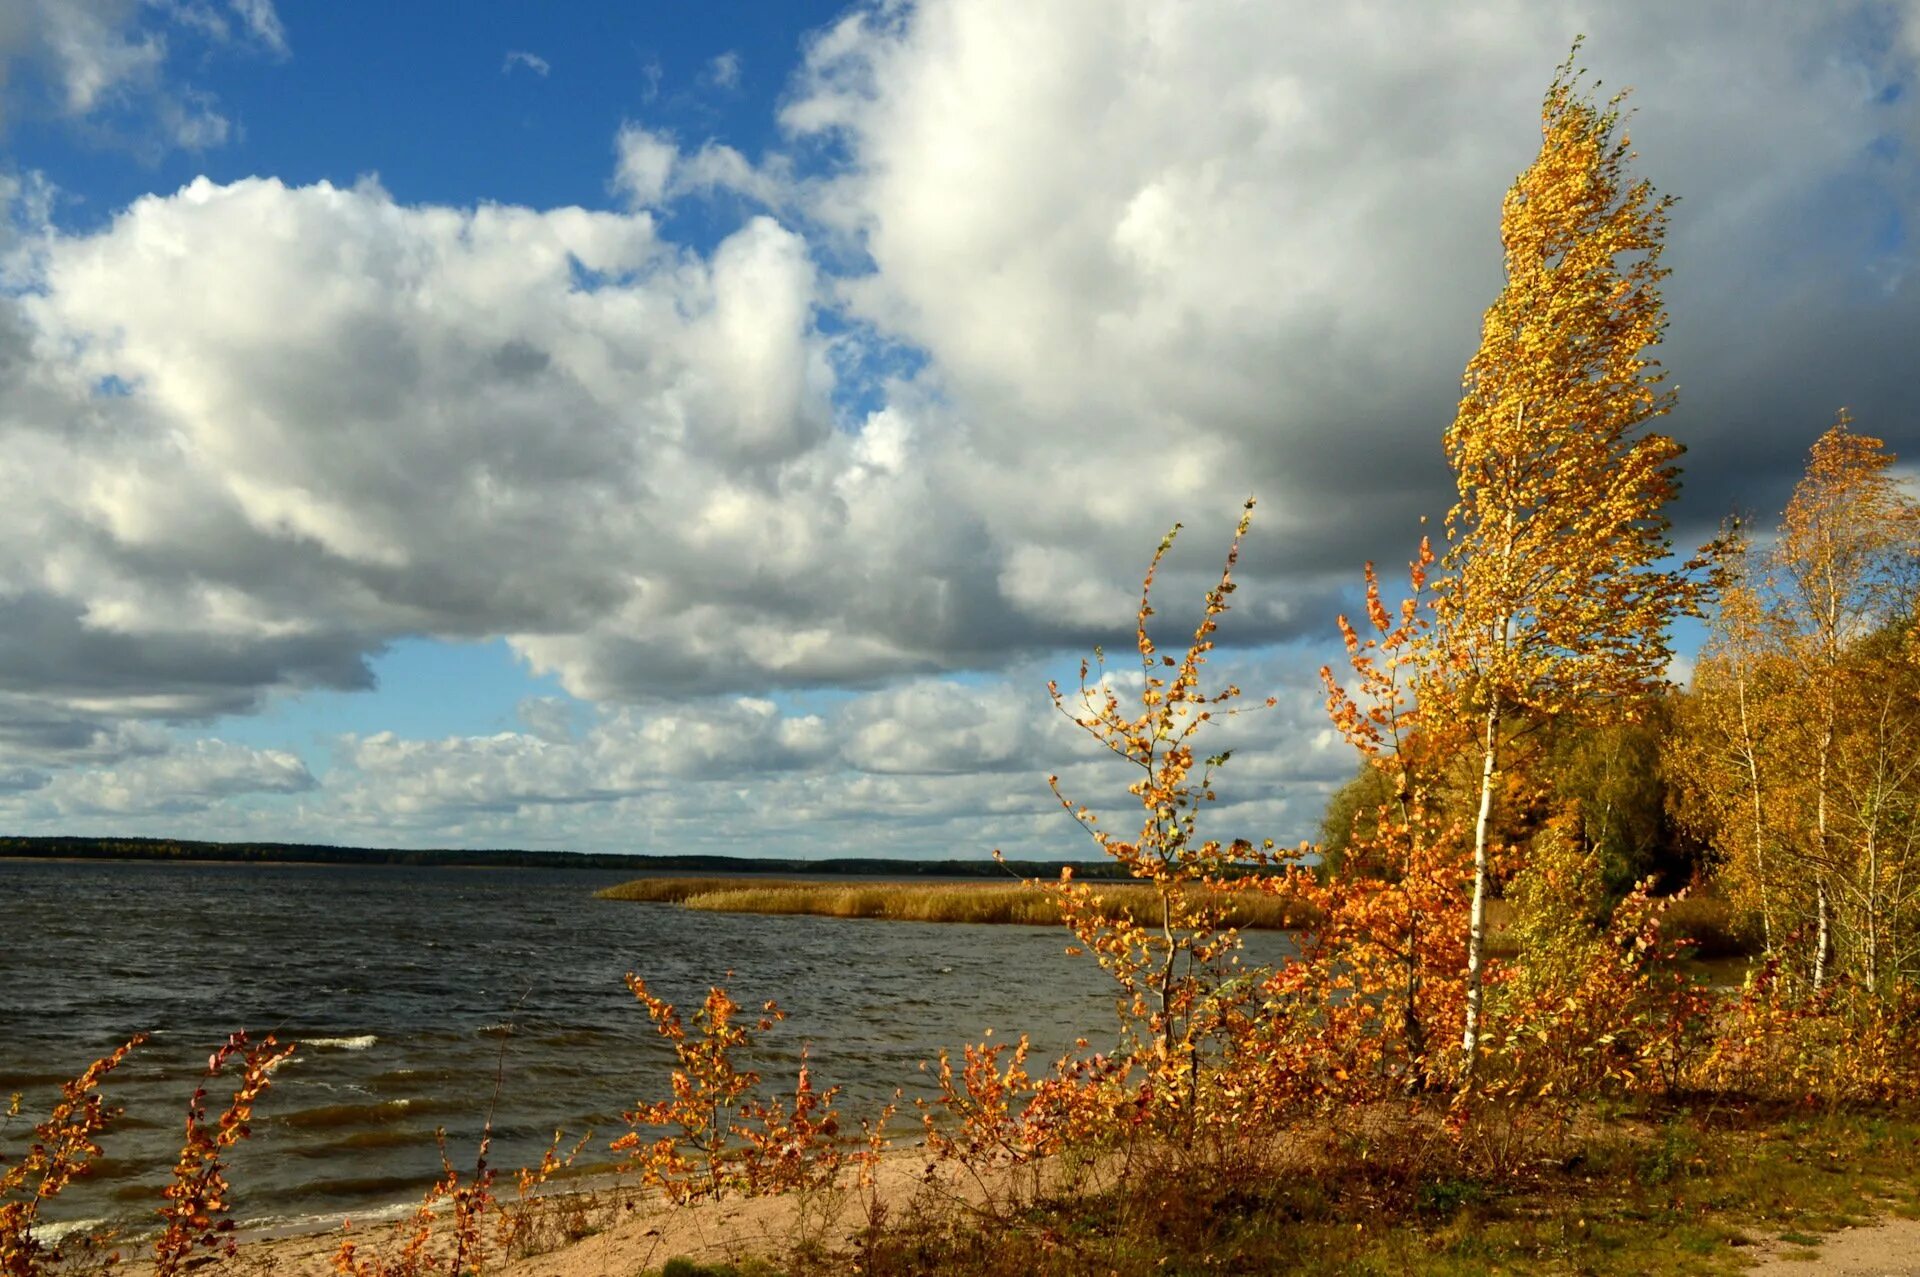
[1668,419,1920,995]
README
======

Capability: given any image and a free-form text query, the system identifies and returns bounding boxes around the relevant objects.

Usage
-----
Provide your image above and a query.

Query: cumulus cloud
[18,739,313,817]
[613,124,678,205]
[1,0,1915,854]
[134,659,1344,856]
[784,0,1919,570]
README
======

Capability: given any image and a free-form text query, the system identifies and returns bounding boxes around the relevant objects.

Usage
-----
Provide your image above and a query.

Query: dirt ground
[1752,1216,1920,1274]
[109,1155,1920,1276]
[130,1151,947,1277]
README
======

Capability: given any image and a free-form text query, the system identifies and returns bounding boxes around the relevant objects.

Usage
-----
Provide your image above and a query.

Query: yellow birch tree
[1769,414,1920,988]
[1434,46,1704,1081]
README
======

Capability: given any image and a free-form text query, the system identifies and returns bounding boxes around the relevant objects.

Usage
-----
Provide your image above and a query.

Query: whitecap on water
[28,1218,107,1246]
[304,1035,378,1051]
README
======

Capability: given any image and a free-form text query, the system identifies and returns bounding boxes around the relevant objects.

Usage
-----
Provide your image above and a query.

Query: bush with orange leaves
[2,1032,294,1277]
[153,1031,297,1276]
[1265,540,1475,1108]
[328,1119,592,1277]
[0,1036,143,1277]
[330,1130,507,1277]
[1695,963,1920,1104]
[916,1030,1145,1172]
[611,975,849,1203]
[1476,814,1710,1107]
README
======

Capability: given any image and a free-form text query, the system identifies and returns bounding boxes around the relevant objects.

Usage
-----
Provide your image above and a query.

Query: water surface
[0,858,1289,1234]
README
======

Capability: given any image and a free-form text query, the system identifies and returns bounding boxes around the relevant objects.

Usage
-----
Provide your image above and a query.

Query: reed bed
[596,876,814,903]
[599,877,1315,930]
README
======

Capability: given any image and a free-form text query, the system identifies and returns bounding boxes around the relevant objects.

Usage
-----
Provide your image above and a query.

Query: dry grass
[596,877,815,904]
[598,877,1750,953]
[598,878,1315,930]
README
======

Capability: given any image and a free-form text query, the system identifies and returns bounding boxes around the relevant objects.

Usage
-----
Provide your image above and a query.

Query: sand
[1752,1215,1920,1274]
[112,1149,955,1277]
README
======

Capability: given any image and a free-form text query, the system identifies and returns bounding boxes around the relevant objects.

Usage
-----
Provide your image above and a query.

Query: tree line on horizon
[0,835,1129,880]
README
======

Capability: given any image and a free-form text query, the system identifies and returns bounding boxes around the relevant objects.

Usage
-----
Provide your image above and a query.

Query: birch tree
[1434,47,1704,1081]
[1769,416,1920,988]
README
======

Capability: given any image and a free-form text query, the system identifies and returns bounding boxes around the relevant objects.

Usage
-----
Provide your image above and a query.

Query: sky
[0,1,1914,859]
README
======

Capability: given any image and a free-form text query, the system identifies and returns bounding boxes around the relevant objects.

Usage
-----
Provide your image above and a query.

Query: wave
[239,1195,422,1240]
[28,1218,108,1246]
[304,1034,378,1051]
[280,1098,412,1130]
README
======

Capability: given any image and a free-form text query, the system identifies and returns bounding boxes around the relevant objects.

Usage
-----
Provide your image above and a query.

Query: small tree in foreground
[1043,497,1290,1129]
[0,1037,143,1277]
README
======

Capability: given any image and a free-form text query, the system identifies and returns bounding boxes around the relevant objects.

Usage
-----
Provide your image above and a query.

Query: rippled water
[0,859,1291,1236]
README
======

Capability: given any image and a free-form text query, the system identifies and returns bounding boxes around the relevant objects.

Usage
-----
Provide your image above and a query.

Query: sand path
[1752,1217,1920,1274]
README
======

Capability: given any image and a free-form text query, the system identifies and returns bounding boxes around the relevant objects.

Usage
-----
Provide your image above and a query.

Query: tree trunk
[1813,877,1831,992]
[1404,913,1426,1090]
[1813,704,1833,990]
[1734,666,1774,955]
[1462,695,1501,1083]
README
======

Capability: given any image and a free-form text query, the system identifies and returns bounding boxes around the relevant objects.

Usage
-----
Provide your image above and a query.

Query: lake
[0,858,1292,1237]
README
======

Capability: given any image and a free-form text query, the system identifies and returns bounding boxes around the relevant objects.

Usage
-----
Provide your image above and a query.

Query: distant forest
[0,834,1125,879]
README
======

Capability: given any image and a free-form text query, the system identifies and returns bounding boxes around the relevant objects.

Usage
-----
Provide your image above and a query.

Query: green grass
[597,877,1315,930]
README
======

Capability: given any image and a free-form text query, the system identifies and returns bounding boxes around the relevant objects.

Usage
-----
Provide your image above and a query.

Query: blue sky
[7,3,842,220]
[0,1,1914,856]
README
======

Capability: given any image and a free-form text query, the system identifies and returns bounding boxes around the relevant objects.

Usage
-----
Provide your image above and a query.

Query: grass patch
[653,1259,783,1277]
[808,1106,1920,1275]
[597,877,1315,930]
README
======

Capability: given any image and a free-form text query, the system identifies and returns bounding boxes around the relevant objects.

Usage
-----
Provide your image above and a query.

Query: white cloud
[707,50,742,90]
[784,0,1920,574]
[25,739,314,816]
[0,0,284,152]
[227,0,287,54]
[613,123,678,206]
[124,659,1345,855]
[503,49,550,77]
[2,0,1917,855]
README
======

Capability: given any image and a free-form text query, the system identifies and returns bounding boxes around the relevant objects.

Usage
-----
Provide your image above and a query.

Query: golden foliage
[611,977,853,1204]
[1433,43,1707,1079]
[0,1037,143,1277]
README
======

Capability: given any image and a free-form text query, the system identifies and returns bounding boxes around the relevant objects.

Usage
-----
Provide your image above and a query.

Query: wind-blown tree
[1432,47,1705,1079]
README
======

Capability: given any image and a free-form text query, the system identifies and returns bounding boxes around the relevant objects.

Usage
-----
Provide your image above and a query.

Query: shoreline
[84,1107,1920,1276]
